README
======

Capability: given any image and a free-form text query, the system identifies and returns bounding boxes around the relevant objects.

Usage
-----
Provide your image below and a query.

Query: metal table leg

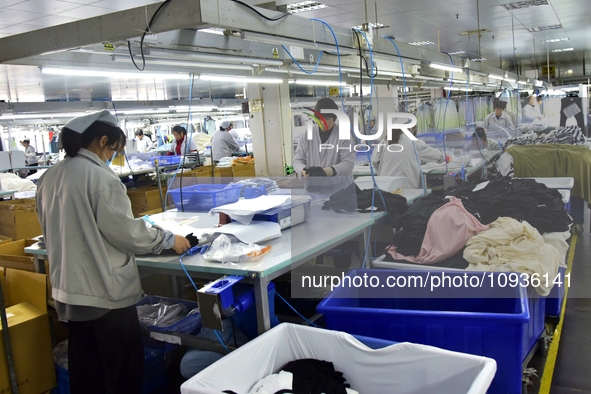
[253,276,271,335]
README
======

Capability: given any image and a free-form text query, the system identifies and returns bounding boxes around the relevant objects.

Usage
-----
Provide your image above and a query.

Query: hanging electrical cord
[310,19,344,108]
[383,37,427,197]
[214,330,230,353]
[128,0,172,72]
[281,45,323,75]
[178,73,196,213]
[230,0,290,21]
[441,51,456,175]
[275,292,319,327]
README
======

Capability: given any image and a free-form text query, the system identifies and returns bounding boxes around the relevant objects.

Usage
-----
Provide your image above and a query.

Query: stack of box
[126,186,167,218]
[0,199,41,240]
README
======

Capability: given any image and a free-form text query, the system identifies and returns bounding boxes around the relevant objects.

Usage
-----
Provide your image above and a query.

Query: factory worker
[212,120,240,164]
[168,124,198,156]
[134,129,152,153]
[292,97,355,193]
[464,127,502,152]
[36,110,191,394]
[372,128,446,190]
[20,138,38,173]
[521,95,543,123]
[483,100,514,130]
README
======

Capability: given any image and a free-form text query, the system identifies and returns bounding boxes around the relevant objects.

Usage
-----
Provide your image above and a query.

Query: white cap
[63,110,120,134]
[220,120,232,130]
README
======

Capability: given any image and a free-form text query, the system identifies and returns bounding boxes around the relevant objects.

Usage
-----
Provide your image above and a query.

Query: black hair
[135,129,144,136]
[472,127,487,142]
[388,129,404,145]
[493,100,507,110]
[62,121,127,158]
[172,125,187,135]
[314,97,339,121]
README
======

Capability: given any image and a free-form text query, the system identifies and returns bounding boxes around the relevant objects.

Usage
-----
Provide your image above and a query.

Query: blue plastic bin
[150,155,181,166]
[545,266,566,317]
[53,347,169,394]
[168,184,242,211]
[243,185,267,199]
[317,269,545,394]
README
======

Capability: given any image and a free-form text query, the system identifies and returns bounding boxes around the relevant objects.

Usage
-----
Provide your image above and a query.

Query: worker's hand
[302,168,309,177]
[305,166,327,177]
[172,235,191,255]
[445,155,453,163]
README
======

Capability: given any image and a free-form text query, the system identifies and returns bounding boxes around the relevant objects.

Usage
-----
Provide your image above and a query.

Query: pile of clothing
[504,125,585,149]
[322,183,408,217]
[228,359,358,394]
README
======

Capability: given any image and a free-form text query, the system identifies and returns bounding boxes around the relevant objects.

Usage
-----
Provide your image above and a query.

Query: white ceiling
[0,0,589,103]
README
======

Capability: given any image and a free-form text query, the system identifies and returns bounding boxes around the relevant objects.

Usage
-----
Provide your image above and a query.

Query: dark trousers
[68,305,144,394]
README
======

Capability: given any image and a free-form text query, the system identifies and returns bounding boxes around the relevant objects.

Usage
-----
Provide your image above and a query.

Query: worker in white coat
[521,95,543,123]
[292,97,355,193]
[372,129,446,190]
[211,120,240,163]
[484,100,514,131]
[168,125,198,156]
[134,129,152,153]
[20,139,38,174]
[464,127,502,153]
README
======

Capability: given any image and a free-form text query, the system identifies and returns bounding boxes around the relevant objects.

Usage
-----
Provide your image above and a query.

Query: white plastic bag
[203,234,271,264]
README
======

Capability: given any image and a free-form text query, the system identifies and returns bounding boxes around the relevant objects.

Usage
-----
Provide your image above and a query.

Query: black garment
[28,162,37,175]
[281,359,350,394]
[319,126,335,144]
[383,248,470,269]
[322,183,408,217]
[560,96,584,129]
[68,305,144,394]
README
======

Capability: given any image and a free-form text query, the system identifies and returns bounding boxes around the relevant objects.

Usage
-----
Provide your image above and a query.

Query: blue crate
[150,155,181,167]
[545,266,566,317]
[243,185,267,199]
[168,184,242,212]
[317,269,545,394]
[53,347,169,394]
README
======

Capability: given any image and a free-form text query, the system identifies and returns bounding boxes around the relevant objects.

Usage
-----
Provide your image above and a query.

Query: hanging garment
[434,99,460,131]
[416,103,434,135]
[386,197,488,263]
[463,217,559,296]
[560,96,585,128]
[505,126,585,148]
[457,100,466,127]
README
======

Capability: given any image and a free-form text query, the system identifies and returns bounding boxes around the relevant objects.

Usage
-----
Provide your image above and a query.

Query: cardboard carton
[0,239,38,272]
[127,186,167,218]
[232,163,256,178]
[0,200,41,240]
[0,268,55,393]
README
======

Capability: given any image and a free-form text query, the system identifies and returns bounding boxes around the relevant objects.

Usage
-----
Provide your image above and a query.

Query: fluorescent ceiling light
[518,80,529,85]
[503,0,548,10]
[199,28,225,35]
[471,82,484,85]
[562,86,580,92]
[379,71,405,77]
[414,75,445,82]
[353,23,388,30]
[460,88,473,92]
[527,24,562,33]
[443,87,460,91]
[41,67,190,79]
[448,51,466,55]
[199,75,283,84]
[429,63,463,73]
[488,74,504,80]
[504,78,516,83]
[119,109,170,115]
[470,58,487,62]
[0,112,83,120]
[552,48,574,52]
[542,37,569,43]
[294,79,347,86]
[287,1,327,13]
[409,41,434,46]
[220,106,243,111]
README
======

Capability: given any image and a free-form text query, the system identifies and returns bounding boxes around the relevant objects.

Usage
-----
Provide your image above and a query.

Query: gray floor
[551,224,591,393]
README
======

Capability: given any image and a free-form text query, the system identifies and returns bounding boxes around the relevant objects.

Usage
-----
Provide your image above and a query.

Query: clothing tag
[564,102,581,118]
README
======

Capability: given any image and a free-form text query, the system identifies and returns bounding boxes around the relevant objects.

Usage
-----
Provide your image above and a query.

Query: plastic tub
[545,266,566,317]
[168,184,242,212]
[317,269,544,394]
[180,323,496,394]
[243,185,267,199]
[150,155,181,166]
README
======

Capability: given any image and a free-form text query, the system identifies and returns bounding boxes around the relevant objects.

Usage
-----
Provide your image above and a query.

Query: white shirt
[521,104,542,123]
[24,145,38,165]
[169,135,198,155]
[371,134,443,189]
[484,112,514,130]
[136,137,152,153]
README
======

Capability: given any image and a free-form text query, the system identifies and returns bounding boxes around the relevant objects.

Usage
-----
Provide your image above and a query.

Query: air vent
[551,48,574,53]
[408,41,434,46]
[503,0,549,10]
[287,1,328,14]
[542,38,569,43]
[527,24,562,32]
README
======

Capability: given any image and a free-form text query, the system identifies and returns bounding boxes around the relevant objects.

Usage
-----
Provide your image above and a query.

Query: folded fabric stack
[504,125,584,149]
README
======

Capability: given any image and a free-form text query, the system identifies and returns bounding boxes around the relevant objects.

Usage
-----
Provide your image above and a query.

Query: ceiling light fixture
[527,24,562,33]
[542,37,569,43]
[488,74,504,80]
[460,87,473,92]
[41,67,190,79]
[352,22,388,30]
[287,1,328,13]
[551,48,574,52]
[443,87,460,91]
[409,41,435,46]
[503,0,548,11]
[294,79,348,86]
[504,78,517,83]
[518,80,528,85]
[0,112,83,120]
[199,75,283,84]
[448,51,466,55]
[429,63,464,73]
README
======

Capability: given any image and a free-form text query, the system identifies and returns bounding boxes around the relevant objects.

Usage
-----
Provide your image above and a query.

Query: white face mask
[102,149,117,165]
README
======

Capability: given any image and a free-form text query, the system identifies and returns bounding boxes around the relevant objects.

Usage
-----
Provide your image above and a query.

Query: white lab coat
[136,137,152,153]
[371,134,443,190]
[169,135,198,155]
[292,123,355,192]
[24,145,38,165]
[521,104,542,123]
[483,112,514,130]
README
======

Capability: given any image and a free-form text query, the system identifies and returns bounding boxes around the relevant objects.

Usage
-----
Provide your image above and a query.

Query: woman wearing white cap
[521,95,543,123]
[36,110,191,394]
[212,120,240,163]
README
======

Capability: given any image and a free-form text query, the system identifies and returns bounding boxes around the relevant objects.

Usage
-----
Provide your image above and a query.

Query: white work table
[24,189,426,335]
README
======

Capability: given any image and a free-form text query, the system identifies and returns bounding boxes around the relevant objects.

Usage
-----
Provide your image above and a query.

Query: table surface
[112,161,199,178]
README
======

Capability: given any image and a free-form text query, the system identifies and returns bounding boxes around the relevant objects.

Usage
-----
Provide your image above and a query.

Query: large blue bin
[168,184,242,212]
[545,266,566,317]
[317,269,544,394]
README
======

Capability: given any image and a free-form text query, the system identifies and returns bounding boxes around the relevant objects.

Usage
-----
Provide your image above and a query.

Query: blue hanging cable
[384,36,427,196]
[275,292,319,327]
[441,52,456,175]
[281,45,323,75]
[310,19,344,108]
[214,330,230,353]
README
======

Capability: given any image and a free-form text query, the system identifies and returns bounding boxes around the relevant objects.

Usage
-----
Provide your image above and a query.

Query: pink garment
[387,197,489,264]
